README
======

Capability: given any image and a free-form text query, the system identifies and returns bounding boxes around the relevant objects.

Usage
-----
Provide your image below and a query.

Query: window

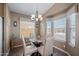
[46,21,52,37]
[20,20,35,39]
[53,17,66,42]
[69,13,76,47]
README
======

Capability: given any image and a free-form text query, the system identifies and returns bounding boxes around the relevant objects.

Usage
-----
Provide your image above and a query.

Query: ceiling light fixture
[31,11,43,21]
[31,4,43,21]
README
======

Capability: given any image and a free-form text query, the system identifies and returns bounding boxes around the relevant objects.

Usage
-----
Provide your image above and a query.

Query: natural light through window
[53,17,66,42]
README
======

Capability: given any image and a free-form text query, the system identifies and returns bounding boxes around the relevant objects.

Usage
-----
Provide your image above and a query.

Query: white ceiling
[8,3,54,16]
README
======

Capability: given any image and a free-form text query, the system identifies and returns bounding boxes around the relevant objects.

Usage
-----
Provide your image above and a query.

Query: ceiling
[44,3,73,17]
[8,3,54,16]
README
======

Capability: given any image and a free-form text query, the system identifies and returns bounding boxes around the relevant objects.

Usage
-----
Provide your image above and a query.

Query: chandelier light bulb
[38,14,42,18]
[31,17,34,20]
[40,17,43,21]
[31,14,35,18]
[36,18,38,21]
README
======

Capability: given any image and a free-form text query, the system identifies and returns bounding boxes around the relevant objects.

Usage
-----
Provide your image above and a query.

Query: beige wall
[0,3,4,17]
[10,12,30,39]
[0,3,4,56]
[4,4,11,55]
[77,4,79,55]
[10,12,20,39]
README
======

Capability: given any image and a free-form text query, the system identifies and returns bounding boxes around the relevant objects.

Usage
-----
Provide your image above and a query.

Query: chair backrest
[44,37,53,56]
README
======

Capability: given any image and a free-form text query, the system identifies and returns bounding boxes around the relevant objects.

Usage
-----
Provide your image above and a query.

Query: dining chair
[21,35,37,56]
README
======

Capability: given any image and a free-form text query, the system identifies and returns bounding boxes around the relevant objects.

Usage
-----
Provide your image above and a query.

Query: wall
[10,12,20,39]
[77,4,79,55]
[10,12,30,39]
[0,3,4,17]
[0,3,4,56]
[4,4,11,55]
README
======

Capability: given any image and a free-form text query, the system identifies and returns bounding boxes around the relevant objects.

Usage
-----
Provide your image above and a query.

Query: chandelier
[31,10,43,21]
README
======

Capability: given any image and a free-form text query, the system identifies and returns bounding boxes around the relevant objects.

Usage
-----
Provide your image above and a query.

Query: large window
[68,13,76,47]
[53,17,66,42]
[20,19,35,38]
